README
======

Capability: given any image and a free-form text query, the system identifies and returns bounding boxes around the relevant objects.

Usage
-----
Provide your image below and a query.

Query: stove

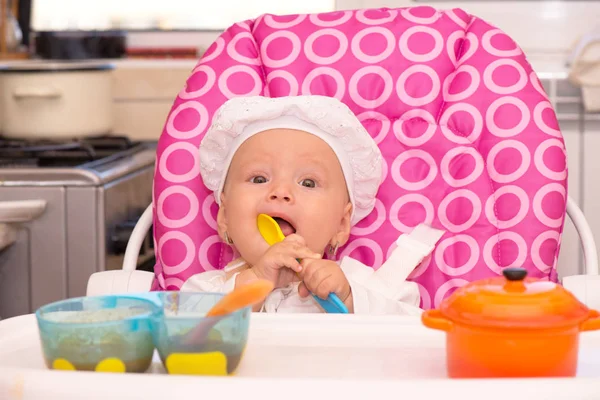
[0,135,156,318]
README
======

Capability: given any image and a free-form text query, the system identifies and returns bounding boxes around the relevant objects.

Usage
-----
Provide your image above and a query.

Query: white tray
[0,313,599,400]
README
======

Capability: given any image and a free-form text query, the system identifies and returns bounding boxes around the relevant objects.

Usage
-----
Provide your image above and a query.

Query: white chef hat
[199,95,383,226]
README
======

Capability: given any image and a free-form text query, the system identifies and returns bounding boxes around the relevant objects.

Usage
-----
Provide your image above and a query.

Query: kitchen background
[0,0,599,318]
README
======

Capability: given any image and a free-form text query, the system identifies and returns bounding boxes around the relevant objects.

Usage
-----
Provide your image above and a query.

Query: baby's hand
[298,259,354,313]
[252,234,322,289]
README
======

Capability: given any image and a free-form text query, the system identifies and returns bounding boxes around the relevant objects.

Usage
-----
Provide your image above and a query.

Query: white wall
[32,0,335,30]
[33,0,600,58]
[336,0,600,56]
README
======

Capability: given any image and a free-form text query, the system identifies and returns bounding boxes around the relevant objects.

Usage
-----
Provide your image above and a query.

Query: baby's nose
[269,194,291,202]
[268,186,293,202]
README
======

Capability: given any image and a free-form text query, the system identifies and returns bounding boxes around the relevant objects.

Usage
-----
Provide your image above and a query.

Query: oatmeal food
[36,295,160,373]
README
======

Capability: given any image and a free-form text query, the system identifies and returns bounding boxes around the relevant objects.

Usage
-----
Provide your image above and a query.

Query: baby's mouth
[272,217,296,236]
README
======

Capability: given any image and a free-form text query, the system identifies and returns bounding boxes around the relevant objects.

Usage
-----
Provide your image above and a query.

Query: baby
[181,95,443,314]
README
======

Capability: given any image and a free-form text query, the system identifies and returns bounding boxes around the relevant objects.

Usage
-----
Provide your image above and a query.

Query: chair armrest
[86,270,154,296]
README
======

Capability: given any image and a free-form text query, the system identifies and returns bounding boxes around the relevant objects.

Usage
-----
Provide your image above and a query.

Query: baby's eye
[299,178,316,188]
[250,176,268,184]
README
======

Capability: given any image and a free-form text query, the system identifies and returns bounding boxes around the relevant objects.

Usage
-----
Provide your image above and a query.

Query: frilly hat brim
[199,95,383,226]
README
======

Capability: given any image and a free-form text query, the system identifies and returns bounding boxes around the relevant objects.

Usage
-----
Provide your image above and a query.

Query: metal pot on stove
[0,62,114,138]
[421,267,600,378]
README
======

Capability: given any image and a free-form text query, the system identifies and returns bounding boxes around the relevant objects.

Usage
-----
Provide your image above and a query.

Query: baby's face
[217,128,352,266]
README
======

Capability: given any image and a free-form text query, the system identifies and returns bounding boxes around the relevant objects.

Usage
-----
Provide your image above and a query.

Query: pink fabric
[151,6,567,309]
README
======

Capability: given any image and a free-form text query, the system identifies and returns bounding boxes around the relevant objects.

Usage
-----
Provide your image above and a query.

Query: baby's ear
[333,202,353,247]
[217,192,228,242]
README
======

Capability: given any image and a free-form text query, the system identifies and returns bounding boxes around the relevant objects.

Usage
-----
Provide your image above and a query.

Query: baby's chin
[235,251,263,267]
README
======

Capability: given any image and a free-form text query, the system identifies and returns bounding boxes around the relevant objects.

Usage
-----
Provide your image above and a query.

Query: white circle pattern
[532,231,560,273]
[309,11,353,27]
[533,183,566,228]
[483,59,527,95]
[302,67,346,100]
[440,146,485,187]
[227,32,261,65]
[349,66,393,108]
[351,27,395,64]
[158,142,200,183]
[484,186,530,229]
[391,149,438,191]
[393,109,437,147]
[534,139,567,181]
[156,186,200,229]
[440,103,483,144]
[483,231,528,274]
[390,194,435,232]
[443,65,480,102]
[534,101,562,137]
[179,65,216,99]
[266,70,300,96]
[304,28,348,65]
[356,9,398,25]
[261,31,302,68]
[357,111,391,145]
[399,26,444,63]
[166,101,209,139]
[401,7,440,25]
[486,139,531,183]
[435,234,480,276]
[482,29,522,57]
[396,65,441,106]
[438,189,482,232]
[486,96,531,137]
[217,65,262,98]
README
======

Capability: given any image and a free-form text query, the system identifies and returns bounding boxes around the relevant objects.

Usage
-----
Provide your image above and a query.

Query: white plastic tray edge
[0,313,599,400]
[2,365,600,400]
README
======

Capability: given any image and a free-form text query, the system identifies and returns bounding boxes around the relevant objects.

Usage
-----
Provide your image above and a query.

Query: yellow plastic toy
[95,358,126,373]
[165,352,228,376]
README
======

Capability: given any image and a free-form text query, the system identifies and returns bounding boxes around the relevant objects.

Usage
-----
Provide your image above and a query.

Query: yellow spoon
[256,214,348,314]
[257,213,287,246]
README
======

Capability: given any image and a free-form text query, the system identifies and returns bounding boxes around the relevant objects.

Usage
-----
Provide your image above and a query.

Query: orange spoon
[206,279,273,317]
[184,279,273,344]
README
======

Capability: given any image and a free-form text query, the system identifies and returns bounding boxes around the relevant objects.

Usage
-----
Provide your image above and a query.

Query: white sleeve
[342,224,445,316]
[180,270,240,294]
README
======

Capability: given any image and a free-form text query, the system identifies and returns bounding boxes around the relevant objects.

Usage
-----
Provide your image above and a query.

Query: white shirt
[181,224,445,316]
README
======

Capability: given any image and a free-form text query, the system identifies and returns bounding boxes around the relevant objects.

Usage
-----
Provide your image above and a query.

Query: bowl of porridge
[35,295,160,373]
[151,292,250,376]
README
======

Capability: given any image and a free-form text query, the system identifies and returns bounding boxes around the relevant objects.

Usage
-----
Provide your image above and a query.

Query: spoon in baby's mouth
[256,214,349,314]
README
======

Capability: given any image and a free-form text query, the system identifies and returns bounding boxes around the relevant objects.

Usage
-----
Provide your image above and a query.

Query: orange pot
[422,267,600,378]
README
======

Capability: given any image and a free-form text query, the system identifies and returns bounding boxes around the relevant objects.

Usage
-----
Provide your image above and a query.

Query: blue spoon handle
[311,292,349,314]
[294,257,348,314]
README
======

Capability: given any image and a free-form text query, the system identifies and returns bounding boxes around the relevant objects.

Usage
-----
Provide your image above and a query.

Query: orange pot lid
[439,267,591,329]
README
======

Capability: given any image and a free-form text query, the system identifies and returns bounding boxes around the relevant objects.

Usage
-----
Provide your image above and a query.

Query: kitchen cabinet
[113,101,175,140]
[110,61,194,140]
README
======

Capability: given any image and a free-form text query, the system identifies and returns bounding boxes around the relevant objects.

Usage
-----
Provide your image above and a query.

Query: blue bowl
[35,295,161,372]
[151,292,250,375]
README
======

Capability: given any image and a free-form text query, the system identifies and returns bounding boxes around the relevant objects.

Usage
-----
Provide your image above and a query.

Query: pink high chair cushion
[152,7,567,309]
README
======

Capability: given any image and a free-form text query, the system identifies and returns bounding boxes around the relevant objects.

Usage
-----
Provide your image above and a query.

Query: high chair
[88,6,600,309]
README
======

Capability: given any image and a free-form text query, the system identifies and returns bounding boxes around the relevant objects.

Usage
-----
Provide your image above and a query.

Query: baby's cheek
[303,233,329,256]
[244,237,270,265]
